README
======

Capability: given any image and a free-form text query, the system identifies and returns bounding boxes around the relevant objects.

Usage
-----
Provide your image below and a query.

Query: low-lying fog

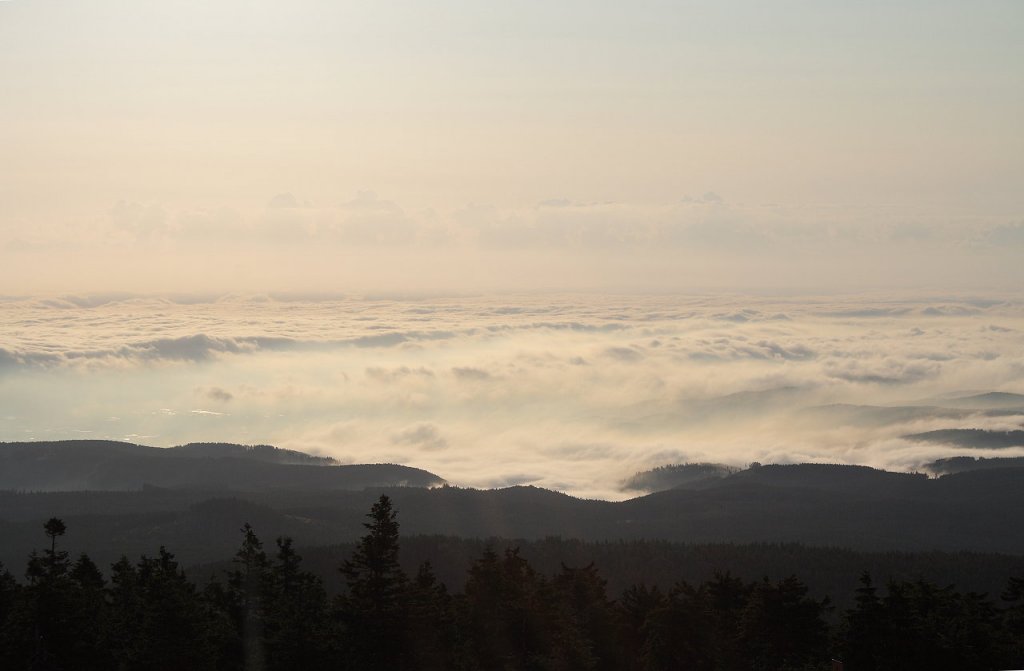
[2,293,1023,499]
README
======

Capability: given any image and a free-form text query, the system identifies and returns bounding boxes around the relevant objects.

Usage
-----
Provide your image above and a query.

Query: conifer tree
[126,547,218,671]
[337,494,410,668]
[1003,576,1024,661]
[105,556,144,669]
[228,523,269,671]
[460,546,555,669]
[640,579,712,670]
[0,562,22,669]
[405,561,456,670]
[38,517,70,580]
[617,583,665,669]
[2,519,110,670]
[262,536,332,670]
[738,575,829,671]
[550,562,623,670]
[340,495,406,609]
[0,561,16,625]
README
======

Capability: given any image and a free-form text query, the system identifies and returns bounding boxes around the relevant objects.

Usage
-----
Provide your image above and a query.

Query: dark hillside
[0,440,443,491]
[717,462,929,494]
[170,442,338,464]
[188,535,1024,614]
[926,455,1024,474]
[621,463,736,492]
[5,465,1024,569]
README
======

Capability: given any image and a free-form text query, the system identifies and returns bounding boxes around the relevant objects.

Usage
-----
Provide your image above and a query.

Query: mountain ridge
[0,440,443,492]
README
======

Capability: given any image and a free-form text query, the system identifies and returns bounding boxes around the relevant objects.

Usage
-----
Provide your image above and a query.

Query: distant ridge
[5,442,1024,561]
[936,392,1024,409]
[925,455,1024,475]
[904,429,1024,449]
[171,442,339,465]
[5,461,1024,567]
[800,403,1023,428]
[621,461,925,494]
[0,440,444,492]
[621,463,737,492]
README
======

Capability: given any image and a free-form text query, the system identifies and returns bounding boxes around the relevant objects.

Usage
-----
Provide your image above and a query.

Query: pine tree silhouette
[337,494,410,668]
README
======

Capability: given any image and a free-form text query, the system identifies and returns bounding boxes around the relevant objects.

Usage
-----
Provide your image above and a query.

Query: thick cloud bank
[1,293,1022,499]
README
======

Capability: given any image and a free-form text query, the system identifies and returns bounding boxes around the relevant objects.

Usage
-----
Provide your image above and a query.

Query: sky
[1,2,1023,498]
[1,0,1022,294]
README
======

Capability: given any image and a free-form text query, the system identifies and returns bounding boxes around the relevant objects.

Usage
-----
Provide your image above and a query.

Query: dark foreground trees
[337,493,411,667]
[1,501,1022,670]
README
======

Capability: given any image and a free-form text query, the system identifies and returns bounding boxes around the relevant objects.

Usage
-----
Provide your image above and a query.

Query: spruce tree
[337,494,409,668]
[262,537,332,670]
[227,523,269,671]
[405,561,456,671]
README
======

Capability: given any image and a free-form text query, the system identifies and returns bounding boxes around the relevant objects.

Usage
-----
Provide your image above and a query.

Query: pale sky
[1,0,1022,294]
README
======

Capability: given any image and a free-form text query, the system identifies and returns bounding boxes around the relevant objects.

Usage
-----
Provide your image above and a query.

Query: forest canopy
[2,498,1023,670]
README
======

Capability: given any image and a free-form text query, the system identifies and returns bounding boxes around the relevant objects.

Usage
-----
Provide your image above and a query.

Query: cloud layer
[1,293,1023,499]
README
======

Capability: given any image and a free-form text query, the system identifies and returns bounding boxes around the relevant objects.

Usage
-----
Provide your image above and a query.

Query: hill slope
[4,463,1024,569]
[0,440,444,491]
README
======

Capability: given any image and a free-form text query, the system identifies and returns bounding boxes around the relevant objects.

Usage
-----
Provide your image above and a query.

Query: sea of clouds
[2,292,1023,499]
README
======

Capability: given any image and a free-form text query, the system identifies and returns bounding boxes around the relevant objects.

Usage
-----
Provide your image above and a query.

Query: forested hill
[620,462,738,491]
[0,440,444,491]
[4,463,1024,570]
[5,505,1024,670]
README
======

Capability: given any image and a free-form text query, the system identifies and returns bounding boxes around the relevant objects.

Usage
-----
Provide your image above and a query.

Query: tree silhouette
[227,523,269,670]
[262,536,333,669]
[618,583,665,670]
[39,518,70,579]
[840,577,1013,671]
[44,518,66,554]
[1003,576,1024,661]
[460,546,557,669]
[548,562,623,669]
[2,509,1024,669]
[337,494,410,668]
[738,575,830,671]
[641,579,715,670]
[1,520,112,670]
[405,560,456,670]
[147,547,218,670]
[340,495,406,606]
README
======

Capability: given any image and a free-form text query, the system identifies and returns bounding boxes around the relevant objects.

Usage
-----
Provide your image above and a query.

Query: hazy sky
[1,1,1022,294]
